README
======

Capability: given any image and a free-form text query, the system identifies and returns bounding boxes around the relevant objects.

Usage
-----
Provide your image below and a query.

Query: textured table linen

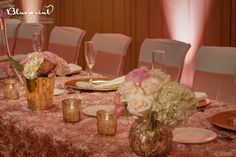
[0,76,236,157]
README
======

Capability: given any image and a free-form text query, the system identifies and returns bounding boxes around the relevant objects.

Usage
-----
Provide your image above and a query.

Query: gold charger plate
[64,77,119,91]
[210,110,236,131]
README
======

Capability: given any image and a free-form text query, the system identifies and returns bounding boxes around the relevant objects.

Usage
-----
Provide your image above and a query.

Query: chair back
[194,46,236,103]
[91,33,132,76]
[138,38,191,82]
[0,19,21,56]
[48,26,86,63]
[14,23,44,55]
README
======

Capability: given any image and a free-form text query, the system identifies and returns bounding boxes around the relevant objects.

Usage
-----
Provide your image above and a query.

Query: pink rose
[42,51,59,64]
[20,57,32,65]
[114,94,125,116]
[125,66,150,85]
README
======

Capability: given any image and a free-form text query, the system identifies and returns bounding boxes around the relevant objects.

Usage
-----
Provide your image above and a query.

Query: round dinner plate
[82,105,114,116]
[173,127,217,144]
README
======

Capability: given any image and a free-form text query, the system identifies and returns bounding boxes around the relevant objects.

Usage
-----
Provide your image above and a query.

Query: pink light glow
[162,0,213,87]
[21,0,42,23]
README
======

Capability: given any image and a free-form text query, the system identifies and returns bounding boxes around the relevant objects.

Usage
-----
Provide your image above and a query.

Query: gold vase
[25,77,55,110]
[129,116,173,157]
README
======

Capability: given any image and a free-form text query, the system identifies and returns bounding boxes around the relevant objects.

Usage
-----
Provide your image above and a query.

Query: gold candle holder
[3,78,19,100]
[97,109,117,136]
[62,98,81,123]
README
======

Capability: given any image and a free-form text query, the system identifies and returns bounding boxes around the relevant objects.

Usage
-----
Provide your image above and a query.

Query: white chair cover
[48,26,86,64]
[194,46,236,103]
[91,33,132,76]
[0,19,21,56]
[14,23,44,55]
[138,38,191,82]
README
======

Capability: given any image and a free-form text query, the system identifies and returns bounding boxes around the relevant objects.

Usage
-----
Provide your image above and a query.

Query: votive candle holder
[97,109,117,136]
[62,98,81,123]
[3,78,19,100]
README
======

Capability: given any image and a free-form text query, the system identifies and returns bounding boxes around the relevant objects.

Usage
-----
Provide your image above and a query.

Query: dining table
[0,73,236,157]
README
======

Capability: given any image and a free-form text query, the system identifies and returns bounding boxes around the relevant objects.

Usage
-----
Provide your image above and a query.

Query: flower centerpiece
[114,66,196,156]
[10,51,70,110]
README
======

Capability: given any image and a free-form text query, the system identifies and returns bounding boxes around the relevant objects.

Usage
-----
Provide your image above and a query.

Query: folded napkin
[68,63,82,72]
[76,76,125,89]
[94,76,125,88]
[194,92,208,101]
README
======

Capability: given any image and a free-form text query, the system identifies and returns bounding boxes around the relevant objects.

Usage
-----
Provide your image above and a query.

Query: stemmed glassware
[32,32,44,52]
[84,41,97,83]
[152,50,166,71]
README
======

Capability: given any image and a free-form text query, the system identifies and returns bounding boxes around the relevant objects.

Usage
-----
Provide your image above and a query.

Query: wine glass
[32,32,44,52]
[152,50,166,71]
[84,41,97,82]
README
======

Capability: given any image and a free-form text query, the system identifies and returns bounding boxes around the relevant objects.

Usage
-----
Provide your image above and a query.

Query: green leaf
[26,78,37,93]
[9,57,23,72]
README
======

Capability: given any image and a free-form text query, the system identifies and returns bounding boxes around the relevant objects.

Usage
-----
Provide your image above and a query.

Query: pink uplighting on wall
[21,0,42,23]
[162,0,213,87]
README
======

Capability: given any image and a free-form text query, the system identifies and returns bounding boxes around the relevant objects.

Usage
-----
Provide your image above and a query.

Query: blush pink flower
[42,51,58,64]
[114,94,125,116]
[20,57,32,65]
[125,66,150,85]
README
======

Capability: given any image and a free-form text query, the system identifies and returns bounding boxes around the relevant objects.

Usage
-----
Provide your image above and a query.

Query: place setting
[64,41,125,92]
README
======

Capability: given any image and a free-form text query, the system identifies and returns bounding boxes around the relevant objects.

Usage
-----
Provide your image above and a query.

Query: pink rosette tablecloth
[0,75,236,157]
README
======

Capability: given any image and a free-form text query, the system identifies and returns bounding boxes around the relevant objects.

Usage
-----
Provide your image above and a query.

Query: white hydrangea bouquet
[114,66,196,126]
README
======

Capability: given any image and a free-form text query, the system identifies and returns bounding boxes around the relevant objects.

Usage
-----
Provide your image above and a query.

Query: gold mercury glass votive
[62,98,81,123]
[3,78,19,100]
[97,109,117,136]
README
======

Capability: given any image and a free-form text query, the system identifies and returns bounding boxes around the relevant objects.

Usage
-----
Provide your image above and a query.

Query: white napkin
[68,63,82,72]
[194,92,208,101]
[95,76,125,88]
[76,76,125,89]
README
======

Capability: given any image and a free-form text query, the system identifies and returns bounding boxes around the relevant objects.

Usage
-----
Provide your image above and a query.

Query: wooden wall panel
[149,0,164,37]
[14,0,236,72]
[232,0,236,46]
[102,0,113,32]
[204,0,231,46]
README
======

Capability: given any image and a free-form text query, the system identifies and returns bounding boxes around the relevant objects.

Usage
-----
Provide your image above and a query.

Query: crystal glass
[32,32,44,52]
[97,109,117,136]
[84,41,97,82]
[62,98,81,123]
[152,50,166,71]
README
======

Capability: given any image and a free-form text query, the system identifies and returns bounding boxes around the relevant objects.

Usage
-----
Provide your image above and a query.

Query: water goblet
[32,32,44,52]
[152,50,166,71]
[84,41,97,83]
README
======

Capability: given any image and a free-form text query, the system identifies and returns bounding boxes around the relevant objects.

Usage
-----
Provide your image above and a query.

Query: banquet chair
[13,23,44,55]
[138,38,191,82]
[193,46,236,104]
[91,33,132,76]
[48,26,86,64]
[0,19,21,56]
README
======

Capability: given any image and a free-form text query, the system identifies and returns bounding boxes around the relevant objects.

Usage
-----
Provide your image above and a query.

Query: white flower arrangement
[114,66,196,126]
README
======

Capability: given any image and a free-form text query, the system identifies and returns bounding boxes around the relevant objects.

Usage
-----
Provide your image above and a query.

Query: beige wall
[16,0,236,73]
